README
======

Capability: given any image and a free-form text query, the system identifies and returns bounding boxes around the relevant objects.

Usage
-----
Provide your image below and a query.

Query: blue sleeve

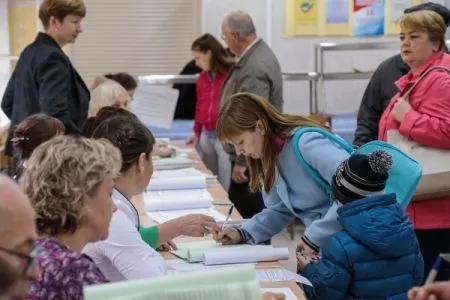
[303,235,352,300]
[242,186,295,244]
[299,132,350,249]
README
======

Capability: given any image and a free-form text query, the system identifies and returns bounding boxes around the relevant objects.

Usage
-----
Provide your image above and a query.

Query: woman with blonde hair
[186,33,235,190]
[379,9,450,280]
[88,79,131,117]
[22,135,121,299]
[213,92,350,255]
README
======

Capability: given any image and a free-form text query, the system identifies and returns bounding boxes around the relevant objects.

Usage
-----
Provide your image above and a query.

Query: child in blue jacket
[297,150,424,300]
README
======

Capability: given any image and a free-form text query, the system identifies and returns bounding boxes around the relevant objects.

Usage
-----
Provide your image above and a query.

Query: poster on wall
[352,0,385,36]
[293,0,319,35]
[385,0,414,35]
[284,0,320,36]
[324,0,351,35]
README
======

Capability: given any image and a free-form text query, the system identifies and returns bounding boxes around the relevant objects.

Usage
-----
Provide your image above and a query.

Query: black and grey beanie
[331,150,393,203]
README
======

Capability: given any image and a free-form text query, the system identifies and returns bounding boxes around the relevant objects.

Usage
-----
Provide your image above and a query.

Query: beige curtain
[70,0,202,86]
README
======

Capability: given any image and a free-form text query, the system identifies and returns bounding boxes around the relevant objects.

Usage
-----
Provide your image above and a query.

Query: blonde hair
[88,79,130,117]
[400,10,448,51]
[21,135,121,236]
[216,92,328,193]
[39,0,86,28]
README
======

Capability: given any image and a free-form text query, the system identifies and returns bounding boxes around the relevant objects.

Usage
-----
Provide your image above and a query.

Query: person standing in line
[220,10,283,219]
[186,33,235,190]
[353,2,450,147]
[1,0,89,171]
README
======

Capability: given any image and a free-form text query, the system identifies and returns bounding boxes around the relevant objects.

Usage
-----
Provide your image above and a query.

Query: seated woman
[91,72,138,100]
[88,79,174,158]
[83,113,218,281]
[12,113,65,181]
[89,79,131,117]
[22,135,121,299]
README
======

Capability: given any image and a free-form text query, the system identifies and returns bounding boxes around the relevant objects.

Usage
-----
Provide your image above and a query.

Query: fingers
[168,240,177,250]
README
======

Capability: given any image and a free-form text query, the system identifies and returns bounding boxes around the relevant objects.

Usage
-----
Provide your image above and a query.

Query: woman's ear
[137,152,147,173]
[256,120,266,135]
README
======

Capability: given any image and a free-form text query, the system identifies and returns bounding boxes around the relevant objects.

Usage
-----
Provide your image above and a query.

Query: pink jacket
[193,70,227,138]
[378,51,450,230]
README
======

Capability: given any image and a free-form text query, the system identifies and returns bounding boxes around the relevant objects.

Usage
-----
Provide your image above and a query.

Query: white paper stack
[144,189,213,211]
[147,176,207,191]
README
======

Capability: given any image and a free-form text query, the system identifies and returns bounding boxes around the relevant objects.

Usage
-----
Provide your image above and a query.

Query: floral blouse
[27,237,108,300]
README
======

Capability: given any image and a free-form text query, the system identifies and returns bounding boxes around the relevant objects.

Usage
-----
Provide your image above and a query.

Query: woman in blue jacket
[214,92,350,254]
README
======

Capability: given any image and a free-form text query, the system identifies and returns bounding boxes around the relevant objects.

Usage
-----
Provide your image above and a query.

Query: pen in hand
[221,205,235,230]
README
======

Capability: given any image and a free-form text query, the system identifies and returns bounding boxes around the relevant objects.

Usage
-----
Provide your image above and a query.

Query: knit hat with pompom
[331,150,393,203]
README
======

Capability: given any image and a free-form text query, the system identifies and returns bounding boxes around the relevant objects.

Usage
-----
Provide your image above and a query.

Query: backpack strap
[290,127,354,196]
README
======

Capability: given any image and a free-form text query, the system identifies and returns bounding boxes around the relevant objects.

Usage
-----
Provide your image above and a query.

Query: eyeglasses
[0,246,38,275]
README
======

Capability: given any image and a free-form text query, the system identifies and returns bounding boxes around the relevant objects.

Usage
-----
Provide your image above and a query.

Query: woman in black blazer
[1,0,89,159]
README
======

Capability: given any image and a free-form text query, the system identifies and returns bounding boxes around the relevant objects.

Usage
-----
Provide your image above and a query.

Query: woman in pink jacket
[379,10,450,280]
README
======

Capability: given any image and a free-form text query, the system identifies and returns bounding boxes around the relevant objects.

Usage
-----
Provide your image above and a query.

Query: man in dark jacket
[353,2,450,147]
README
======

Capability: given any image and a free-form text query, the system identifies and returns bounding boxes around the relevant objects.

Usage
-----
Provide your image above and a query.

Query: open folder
[171,240,289,265]
[84,265,262,300]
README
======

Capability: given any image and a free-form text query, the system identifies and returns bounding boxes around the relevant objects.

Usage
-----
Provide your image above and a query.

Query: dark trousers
[415,229,450,282]
[228,165,265,219]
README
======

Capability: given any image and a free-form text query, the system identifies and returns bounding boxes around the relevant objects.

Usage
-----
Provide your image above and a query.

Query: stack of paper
[147,207,226,223]
[153,156,197,170]
[171,240,289,265]
[152,167,207,178]
[144,189,213,212]
[147,176,207,191]
[165,259,312,287]
[84,265,262,300]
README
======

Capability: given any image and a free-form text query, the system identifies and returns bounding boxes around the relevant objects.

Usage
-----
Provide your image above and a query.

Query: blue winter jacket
[303,193,424,300]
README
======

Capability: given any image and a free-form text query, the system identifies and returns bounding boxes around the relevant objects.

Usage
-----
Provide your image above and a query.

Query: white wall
[202,0,403,115]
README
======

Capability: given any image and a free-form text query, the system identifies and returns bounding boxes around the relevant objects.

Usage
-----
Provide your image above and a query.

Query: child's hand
[296,251,312,273]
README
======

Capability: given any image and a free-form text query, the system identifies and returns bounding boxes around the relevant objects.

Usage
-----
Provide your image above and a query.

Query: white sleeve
[97,210,167,280]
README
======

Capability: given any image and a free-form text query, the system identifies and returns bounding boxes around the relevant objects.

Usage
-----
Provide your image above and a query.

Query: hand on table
[408,282,450,300]
[153,146,175,158]
[232,165,248,183]
[174,214,218,237]
[156,240,177,251]
[296,251,312,273]
[297,238,319,260]
[212,227,242,245]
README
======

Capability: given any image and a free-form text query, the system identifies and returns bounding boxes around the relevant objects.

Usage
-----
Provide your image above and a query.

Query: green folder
[84,265,262,300]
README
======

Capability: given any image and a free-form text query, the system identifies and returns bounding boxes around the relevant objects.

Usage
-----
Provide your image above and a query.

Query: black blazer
[1,32,90,156]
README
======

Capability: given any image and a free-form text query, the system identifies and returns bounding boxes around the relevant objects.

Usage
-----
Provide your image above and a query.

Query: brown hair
[400,10,448,52]
[82,106,138,138]
[92,115,155,173]
[216,93,328,193]
[39,0,86,28]
[191,33,235,74]
[105,72,138,92]
[13,114,65,159]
